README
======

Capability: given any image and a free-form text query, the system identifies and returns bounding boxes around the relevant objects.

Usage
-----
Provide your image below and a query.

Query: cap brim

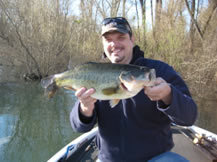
[101,27,128,36]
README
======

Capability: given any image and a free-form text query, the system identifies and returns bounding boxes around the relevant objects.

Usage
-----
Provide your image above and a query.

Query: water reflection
[0,114,17,147]
[0,83,81,162]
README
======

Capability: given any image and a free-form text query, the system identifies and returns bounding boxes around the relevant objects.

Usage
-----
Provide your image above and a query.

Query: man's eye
[105,38,112,42]
[119,36,125,40]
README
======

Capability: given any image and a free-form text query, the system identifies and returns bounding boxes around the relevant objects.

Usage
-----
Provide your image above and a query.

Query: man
[70,17,197,162]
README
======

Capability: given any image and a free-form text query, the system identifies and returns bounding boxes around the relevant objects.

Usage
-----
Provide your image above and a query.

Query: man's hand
[144,77,172,105]
[75,87,97,117]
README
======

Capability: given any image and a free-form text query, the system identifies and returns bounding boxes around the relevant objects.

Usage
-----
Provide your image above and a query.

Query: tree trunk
[110,0,121,17]
[190,0,196,52]
[135,0,140,42]
[155,0,162,27]
[139,0,147,49]
[153,0,162,52]
[150,0,154,30]
[122,0,126,17]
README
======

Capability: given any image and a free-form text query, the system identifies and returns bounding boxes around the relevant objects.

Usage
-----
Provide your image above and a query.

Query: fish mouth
[150,69,156,81]
[146,69,156,86]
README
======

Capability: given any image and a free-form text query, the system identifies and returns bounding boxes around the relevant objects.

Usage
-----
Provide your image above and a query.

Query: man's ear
[131,34,135,43]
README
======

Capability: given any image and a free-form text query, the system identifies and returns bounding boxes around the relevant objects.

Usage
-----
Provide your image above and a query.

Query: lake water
[0,82,216,162]
[0,82,81,162]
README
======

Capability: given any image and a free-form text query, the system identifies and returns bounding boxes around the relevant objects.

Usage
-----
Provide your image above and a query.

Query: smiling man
[70,17,197,162]
[103,31,133,64]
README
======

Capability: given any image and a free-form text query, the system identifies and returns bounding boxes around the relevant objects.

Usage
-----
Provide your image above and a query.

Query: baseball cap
[101,17,132,36]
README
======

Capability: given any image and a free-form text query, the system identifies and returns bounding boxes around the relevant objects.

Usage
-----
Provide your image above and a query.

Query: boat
[48,125,217,162]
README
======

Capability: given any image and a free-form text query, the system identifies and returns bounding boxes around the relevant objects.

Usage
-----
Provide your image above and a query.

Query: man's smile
[111,48,123,55]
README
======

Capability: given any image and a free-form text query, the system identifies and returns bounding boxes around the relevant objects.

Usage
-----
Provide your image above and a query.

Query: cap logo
[106,22,117,27]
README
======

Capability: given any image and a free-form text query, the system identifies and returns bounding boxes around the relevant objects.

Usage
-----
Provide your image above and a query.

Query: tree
[139,0,147,49]
[202,0,217,36]
[0,0,42,78]
[0,0,74,78]
[185,0,203,40]
[155,0,162,26]
[93,0,121,18]
[134,0,141,42]
[189,0,196,52]
[152,0,162,51]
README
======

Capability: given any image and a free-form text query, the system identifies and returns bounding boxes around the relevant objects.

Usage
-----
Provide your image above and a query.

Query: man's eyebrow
[103,32,127,39]
[103,35,110,39]
[119,33,126,37]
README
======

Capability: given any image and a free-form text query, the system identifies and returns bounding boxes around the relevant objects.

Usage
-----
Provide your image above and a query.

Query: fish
[41,62,156,108]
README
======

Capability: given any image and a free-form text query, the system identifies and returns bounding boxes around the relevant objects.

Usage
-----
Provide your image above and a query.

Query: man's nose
[110,40,119,48]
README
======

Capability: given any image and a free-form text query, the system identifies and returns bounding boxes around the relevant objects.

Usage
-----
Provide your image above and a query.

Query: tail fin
[41,75,54,88]
[41,75,58,98]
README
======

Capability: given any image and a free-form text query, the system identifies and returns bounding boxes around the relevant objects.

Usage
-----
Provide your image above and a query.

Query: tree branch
[202,2,217,35]
[184,0,204,40]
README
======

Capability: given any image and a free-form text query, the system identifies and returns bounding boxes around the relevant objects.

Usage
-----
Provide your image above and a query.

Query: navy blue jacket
[70,46,197,162]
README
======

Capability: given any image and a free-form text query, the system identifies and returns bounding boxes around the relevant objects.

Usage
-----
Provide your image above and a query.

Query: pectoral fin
[109,99,120,108]
[102,87,118,96]
[63,86,76,91]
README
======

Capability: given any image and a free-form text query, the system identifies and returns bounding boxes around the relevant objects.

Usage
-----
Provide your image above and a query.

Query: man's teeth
[113,49,121,53]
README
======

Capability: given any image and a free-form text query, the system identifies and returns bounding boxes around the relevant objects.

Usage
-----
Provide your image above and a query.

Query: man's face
[102,31,134,64]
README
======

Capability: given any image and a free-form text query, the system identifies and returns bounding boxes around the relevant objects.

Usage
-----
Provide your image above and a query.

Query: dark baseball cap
[101,17,132,36]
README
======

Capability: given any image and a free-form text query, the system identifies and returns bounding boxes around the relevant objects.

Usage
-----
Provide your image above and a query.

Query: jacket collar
[130,45,144,64]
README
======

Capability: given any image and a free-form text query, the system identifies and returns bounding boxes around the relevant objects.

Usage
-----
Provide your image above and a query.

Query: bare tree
[134,0,141,42]
[110,0,121,17]
[185,0,203,40]
[150,0,154,30]
[152,0,162,51]
[0,0,74,78]
[122,0,126,17]
[189,0,196,52]
[0,0,42,78]
[93,0,121,18]
[155,0,162,26]
[139,0,147,48]
[202,0,217,36]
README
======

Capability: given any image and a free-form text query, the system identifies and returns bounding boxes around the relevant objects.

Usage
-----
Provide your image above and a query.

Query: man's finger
[82,97,97,104]
[154,77,165,85]
[75,87,86,97]
[144,86,155,95]
[79,88,95,100]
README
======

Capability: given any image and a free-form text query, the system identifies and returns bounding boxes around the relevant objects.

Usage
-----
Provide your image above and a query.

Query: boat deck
[64,127,217,162]
[171,127,215,162]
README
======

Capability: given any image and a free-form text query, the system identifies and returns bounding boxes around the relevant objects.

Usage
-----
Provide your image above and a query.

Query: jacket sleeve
[159,65,198,126]
[70,100,97,133]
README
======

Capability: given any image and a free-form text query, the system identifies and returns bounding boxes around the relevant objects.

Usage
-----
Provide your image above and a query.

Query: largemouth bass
[41,62,156,108]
